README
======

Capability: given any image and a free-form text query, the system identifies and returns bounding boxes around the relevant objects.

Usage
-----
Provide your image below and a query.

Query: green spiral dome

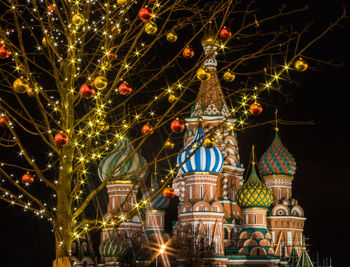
[98,138,146,182]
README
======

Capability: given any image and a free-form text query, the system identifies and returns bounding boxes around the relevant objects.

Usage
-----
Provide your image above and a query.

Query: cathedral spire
[190,24,230,118]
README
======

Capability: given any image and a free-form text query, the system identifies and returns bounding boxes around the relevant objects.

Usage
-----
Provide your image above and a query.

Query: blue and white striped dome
[143,180,169,210]
[177,127,223,174]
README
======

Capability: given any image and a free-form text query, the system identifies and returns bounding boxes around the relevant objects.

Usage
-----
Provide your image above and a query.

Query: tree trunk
[53,256,71,267]
[54,143,74,267]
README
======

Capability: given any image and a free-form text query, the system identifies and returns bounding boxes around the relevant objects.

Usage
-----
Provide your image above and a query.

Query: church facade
[83,33,313,267]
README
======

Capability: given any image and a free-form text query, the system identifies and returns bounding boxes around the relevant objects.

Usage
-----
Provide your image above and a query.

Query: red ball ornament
[22,172,34,184]
[118,82,132,96]
[0,115,10,127]
[55,132,69,146]
[48,4,56,13]
[183,46,194,59]
[163,187,175,199]
[141,123,154,135]
[220,27,232,40]
[170,118,185,133]
[107,51,118,60]
[0,45,11,59]
[139,7,153,21]
[249,102,263,115]
[79,84,95,98]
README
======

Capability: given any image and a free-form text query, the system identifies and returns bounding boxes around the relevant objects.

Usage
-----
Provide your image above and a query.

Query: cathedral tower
[258,129,306,258]
[176,126,225,254]
[98,139,146,264]
[177,29,244,249]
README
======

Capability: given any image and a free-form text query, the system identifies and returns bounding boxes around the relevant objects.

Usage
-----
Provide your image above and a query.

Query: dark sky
[1,1,349,266]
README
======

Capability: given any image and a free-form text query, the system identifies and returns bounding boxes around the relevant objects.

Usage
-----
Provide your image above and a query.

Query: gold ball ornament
[196,67,211,81]
[117,0,128,5]
[112,25,122,34]
[42,36,47,47]
[168,94,178,103]
[93,76,108,90]
[294,58,308,72]
[72,13,85,27]
[13,77,30,94]
[166,31,178,42]
[165,139,175,149]
[144,21,157,35]
[97,120,109,132]
[203,137,216,149]
[223,70,236,82]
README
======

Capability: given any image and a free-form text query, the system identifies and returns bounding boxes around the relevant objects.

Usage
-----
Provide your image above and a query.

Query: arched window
[200,185,203,199]
[278,189,281,201]
[224,228,228,240]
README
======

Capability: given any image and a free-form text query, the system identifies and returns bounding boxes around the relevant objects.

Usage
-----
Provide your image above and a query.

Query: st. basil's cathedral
[71,33,314,267]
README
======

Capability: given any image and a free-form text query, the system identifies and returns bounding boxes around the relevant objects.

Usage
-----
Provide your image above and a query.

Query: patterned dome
[258,133,296,176]
[98,138,147,182]
[143,180,169,210]
[99,238,126,258]
[177,127,223,174]
[235,168,273,209]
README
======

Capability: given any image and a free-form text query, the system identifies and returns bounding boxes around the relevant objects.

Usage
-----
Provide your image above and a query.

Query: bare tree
[0,0,346,266]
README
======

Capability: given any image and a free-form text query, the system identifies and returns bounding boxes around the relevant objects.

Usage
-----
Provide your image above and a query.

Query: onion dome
[235,167,273,209]
[258,133,296,176]
[98,138,147,182]
[143,180,169,210]
[99,238,126,258]
[177,127,223,174]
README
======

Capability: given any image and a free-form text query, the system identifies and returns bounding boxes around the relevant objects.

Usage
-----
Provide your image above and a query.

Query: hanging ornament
[166,31,178,42]
[139,7,153,21]
[163,187,175,199]
[13,77,29,94]
[0,115,10,127]
[164,139,174,149]
[111,24,122,34]
[48,4,56,14]
[107,51,118,60]
[223,69,236,82]
[80,84,95,98]
[196,67,211,81]
[220,27,232,40]
[97,120,109,132]
[170,118,185,133]
[141,123,154,135]
[54,132,69,146]
[144,21,157,35]
[72,13,85,27]
[168,94,177,103]
[249,102,263,115]
[118,82,133,96]
[0,45,11,59]
[42,36,47,47]
[294,58,308,72]
[183,46,194,59]
[117,0,128,5]
[93,76,108,90]
[22,172,34,184]
[203,137,216,149]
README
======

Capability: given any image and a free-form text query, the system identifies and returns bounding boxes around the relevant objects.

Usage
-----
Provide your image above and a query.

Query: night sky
[1,1,349,266]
